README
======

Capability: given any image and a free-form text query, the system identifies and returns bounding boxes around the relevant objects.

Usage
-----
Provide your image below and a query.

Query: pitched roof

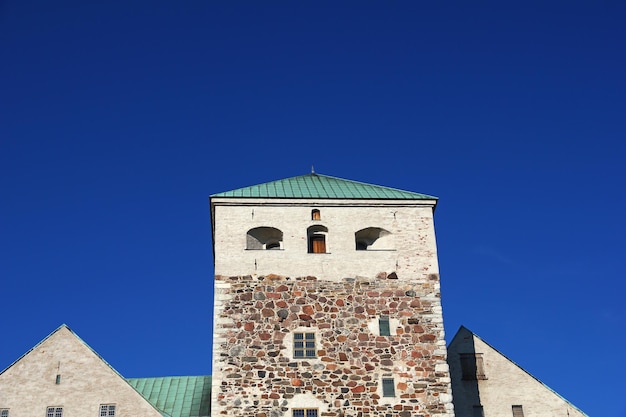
[127,376,211,417]
[211,173,437,200]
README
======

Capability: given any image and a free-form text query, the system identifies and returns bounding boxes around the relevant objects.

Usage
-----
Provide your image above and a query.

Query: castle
[0,173,587,417]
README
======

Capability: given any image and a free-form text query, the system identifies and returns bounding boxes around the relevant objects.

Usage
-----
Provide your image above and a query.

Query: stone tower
[210,173,454,417]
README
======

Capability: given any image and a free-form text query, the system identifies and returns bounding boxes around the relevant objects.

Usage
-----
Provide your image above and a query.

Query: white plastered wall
[211,197,439,281]
[447,328,588,417]
[0,326,163,417]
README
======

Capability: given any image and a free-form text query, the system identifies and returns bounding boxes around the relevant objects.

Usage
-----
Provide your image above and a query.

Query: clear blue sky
[1,2,624,416]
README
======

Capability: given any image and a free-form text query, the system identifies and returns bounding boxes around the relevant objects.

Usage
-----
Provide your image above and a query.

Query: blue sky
[1,2,624,416]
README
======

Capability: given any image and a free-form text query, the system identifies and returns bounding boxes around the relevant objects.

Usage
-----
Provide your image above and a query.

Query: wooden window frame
[512,405,524,417]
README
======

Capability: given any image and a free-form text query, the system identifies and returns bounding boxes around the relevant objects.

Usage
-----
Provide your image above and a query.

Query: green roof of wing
[211,173,437,200]
[127,376,211,417]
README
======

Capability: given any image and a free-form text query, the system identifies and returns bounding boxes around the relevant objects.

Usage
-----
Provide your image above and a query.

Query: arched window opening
[355,227,392,250]
[307,225,328,254]
[246,227,283,250]
[311,209,321,220]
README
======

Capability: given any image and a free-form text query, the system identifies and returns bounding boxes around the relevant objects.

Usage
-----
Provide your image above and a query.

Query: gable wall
[447,329,587,417]
[0,327,163,417]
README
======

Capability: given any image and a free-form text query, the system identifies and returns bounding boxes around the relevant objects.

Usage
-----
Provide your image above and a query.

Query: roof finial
[311,164,315,174]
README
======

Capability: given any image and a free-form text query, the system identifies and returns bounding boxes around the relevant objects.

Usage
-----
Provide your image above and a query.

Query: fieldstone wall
[212,273,454,417]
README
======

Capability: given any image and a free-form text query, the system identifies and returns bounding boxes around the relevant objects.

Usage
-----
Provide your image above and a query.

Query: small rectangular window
[46,407,62,417]
[512,405,524,417]
[379,316,391,336]
[1,409,9,417]
[460,353,486,380]
[294,332,316,358]
[382,378,395,397]
[293,409,318,417]
[472,405,484,417]
[100,404,116,417]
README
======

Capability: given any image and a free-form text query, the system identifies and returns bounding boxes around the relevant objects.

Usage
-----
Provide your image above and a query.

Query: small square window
[1,409,9,417]
[512,405,524,417]
[100,404,116,417]
[294,332,316,358]
[382,378,395,397]
[46,407,62,417]
[379,316,391,336]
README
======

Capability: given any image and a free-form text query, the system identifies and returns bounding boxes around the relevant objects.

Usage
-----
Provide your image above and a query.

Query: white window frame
[46,407,63,417]
[100,404,116,417]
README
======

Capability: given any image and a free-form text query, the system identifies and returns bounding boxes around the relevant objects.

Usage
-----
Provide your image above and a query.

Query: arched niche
[355,227,393,250]
[246,227,283,250]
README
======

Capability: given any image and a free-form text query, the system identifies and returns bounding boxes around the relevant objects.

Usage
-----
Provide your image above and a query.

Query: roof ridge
[210,173,437,200]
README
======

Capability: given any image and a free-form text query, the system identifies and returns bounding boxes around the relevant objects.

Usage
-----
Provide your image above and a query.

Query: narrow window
[472,406,484,417]
[293,409,318,417]
[460,353,486,380]
[309,234,326,253]
[294,332,316,358]
[0,409,9,417]
[307,225,328,253]
[100,405,116,417]
[379,316,391,336]
[382,378,395,397]
[311,209,320,220]
[512,405,524,417]
[46,407,62,417]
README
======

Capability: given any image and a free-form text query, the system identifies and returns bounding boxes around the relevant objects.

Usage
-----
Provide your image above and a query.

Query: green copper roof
[127,376,211,417]
[211,173,437,200]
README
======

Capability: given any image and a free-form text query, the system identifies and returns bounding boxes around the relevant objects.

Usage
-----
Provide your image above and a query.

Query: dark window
[473,406,484,417]
[460,353,486,380]
[382,378,395,397]
[379,316,391,336]
[0,409,8,417]
[46,408,62,417]
[311,209,321,220]
[512,405,524,417]
[294,332,316,358]
[356,240,368,250]
[293,410,318,417]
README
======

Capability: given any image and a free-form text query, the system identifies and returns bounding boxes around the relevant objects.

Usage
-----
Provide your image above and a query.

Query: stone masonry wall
[213,273,454,417]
